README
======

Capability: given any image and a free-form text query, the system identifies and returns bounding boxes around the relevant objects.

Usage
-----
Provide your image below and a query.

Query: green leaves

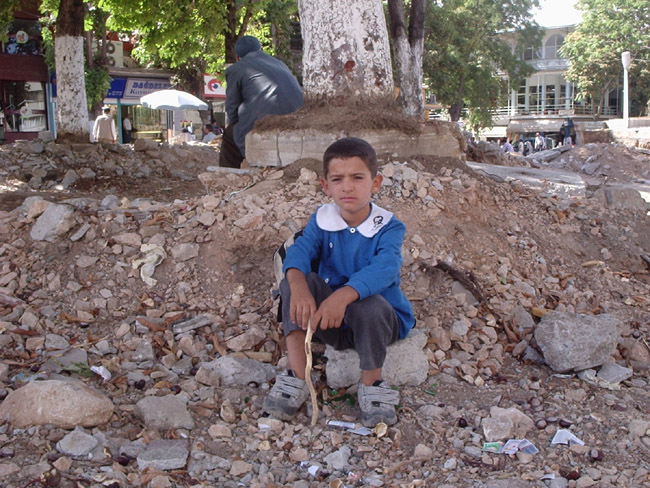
[562,0,650,116]
[424,0,542,127]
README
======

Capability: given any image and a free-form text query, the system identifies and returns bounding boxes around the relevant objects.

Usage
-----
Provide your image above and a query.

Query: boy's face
[321,156,382,227]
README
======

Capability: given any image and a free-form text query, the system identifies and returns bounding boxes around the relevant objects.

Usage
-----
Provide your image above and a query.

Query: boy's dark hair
[323,137,378,177]
[205,123,213,131]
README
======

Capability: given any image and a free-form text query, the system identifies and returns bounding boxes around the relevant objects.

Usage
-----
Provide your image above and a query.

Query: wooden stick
[304,321,319,426]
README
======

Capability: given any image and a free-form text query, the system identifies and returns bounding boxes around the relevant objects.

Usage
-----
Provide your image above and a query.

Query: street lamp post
[621,51,632,128]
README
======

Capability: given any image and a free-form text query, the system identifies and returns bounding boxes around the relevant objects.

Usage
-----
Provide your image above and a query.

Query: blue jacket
[283,203,416,339]
[225,50,303,157]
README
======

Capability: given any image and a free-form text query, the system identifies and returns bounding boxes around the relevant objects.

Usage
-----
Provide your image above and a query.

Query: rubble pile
[0,139,648,487]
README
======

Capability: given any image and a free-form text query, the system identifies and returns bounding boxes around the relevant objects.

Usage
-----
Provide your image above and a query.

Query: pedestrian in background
[122,113,132,144]
[93,106,116,144]
[534,132,546,152]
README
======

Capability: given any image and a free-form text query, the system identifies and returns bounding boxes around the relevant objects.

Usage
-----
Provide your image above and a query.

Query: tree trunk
[224,0,256,64]
[449,74,465,122]
[297,0,394,103]
[387,0,425,117]
[55,0,89,142]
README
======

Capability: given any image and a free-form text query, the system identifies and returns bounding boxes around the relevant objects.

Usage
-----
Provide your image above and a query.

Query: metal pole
[116,98,123,143]
[621,51,631,128]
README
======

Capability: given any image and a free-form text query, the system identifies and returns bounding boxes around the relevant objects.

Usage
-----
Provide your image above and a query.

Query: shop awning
[479,126,507,138]
[508,119,564,134]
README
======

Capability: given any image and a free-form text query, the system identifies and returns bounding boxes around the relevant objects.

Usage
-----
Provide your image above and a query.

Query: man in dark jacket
[220,35,303,168]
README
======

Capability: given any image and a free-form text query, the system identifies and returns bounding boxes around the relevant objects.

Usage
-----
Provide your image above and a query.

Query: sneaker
[263,374,310,421]
[357,381,399,427]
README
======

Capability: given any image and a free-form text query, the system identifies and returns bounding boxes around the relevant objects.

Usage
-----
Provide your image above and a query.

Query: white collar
[316,203,393,237]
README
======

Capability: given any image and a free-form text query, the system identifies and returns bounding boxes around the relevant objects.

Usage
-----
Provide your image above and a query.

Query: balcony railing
[491,103,618,117]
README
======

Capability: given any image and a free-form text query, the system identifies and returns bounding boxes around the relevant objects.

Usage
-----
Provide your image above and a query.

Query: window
[529,85,539,112]
[544,35,564,59]
[523,46,542,60]
[517,84,526,110]
[545,84,556,111]
[1,81,47,133]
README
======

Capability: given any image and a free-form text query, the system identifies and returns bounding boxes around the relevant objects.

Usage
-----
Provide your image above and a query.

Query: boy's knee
[347,295,393,322]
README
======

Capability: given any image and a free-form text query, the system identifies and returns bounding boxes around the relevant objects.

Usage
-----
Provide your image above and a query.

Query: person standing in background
[122,113,132,144]
[93,106,116,144]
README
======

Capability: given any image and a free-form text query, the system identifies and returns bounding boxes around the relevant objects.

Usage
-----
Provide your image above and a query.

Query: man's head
[205,123,213,133]
[235,36,261,59]
[102,106,111,114]
[322,137,378,178]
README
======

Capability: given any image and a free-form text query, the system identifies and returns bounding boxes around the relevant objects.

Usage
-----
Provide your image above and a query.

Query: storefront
[0,13,50,143]
[102,71,172,143]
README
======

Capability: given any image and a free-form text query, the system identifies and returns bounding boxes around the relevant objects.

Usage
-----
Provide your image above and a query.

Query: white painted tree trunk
[54,35,89,138]
[297,0,394,101]
[388,0,425,117]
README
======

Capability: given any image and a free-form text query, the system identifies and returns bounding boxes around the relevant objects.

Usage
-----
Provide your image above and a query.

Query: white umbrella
[140,89,208,111]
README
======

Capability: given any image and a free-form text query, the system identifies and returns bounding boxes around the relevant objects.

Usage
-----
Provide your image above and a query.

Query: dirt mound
[0,137,649,486]
[254,100,425,135]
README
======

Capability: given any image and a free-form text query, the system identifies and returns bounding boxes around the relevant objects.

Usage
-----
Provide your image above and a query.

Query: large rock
[0,380,113,428]
[29,203,75,242]
[481,406,535,441]
[246,124,463,167]
[134,395,195,430]
[534,312,621,373]
[324,328,429,388]
[195,356,275,387]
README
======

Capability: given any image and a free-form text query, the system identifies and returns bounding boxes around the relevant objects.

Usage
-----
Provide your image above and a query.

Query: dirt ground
[0,121,649,486]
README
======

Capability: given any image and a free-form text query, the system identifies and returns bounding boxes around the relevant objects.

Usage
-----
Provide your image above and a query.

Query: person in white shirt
[534,132,546,152]
[202,124,217,143]
[122,113,132,143]
[93,106,116,143]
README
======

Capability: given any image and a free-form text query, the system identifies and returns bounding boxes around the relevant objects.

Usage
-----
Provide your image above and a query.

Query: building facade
[482,24,621,143]
[0,1,50,143]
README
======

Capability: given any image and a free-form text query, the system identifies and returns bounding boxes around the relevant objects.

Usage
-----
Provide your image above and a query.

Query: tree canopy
[560,0,650,116]
[423,0,542,129]
[99,0,297,96]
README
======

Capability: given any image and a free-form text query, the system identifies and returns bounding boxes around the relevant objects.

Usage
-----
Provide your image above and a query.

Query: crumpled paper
[131,244,167,286]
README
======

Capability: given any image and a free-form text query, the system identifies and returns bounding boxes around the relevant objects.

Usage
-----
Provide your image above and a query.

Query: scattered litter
[327,420,356,430]
[351,426,373,436]
[347,471,361,482]
[373,422,388,438]
[483,439,538,455]
[482,442,503,453]
[131,244,167,286]
[307,465,319,476]
[551,429,585,446]
[225,182,257,201]
[90,365,112,382]
[541,473,556,480]
[325,419,373,436]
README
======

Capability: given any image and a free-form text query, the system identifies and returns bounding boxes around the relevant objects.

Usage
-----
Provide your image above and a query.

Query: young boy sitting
[264,137,416,427]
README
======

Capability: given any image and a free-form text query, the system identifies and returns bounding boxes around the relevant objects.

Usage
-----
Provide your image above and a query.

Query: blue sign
[107,77,128,98]
[123,78,171,99]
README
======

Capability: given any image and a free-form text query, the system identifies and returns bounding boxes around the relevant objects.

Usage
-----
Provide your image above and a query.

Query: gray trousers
[280,272,400,371]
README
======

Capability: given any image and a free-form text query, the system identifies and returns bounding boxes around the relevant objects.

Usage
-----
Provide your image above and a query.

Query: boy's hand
[314,286,359,330]
[286,269,316,330]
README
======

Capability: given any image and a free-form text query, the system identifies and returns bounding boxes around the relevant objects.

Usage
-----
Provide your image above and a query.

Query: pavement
[466,161,587,197]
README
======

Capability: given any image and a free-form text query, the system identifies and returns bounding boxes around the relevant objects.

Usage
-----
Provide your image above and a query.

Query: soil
[0,115,649,487]
[255,101,425,135]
